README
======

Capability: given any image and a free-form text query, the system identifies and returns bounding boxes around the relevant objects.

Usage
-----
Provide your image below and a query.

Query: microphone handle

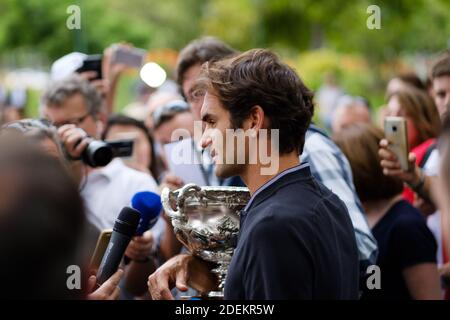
[96,231,132,285]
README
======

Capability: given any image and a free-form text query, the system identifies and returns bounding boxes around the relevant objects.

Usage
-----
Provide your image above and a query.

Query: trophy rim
[171,185,250,195]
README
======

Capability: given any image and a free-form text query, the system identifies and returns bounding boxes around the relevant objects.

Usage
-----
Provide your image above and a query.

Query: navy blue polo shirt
[224,163,359,300]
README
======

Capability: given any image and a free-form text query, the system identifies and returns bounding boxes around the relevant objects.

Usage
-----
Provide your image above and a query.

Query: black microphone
[96,207,141,285]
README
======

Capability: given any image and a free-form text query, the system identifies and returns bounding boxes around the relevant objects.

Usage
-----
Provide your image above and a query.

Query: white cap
[50,52,87,81]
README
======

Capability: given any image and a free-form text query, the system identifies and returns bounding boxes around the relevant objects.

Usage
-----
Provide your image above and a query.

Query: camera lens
[392,126,397,132]
[82,140,113,167]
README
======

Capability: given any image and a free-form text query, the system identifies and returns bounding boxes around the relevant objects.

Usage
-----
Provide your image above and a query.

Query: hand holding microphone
[125,191,162,263]
[125,231,154,262]
[96,207,141,286]
[95,191,162,287]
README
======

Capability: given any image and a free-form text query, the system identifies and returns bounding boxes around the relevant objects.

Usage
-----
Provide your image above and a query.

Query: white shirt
[80,158,165,241]
[423,149,440,177]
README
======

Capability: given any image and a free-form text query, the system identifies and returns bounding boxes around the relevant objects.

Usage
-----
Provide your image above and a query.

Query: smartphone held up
[384,116,410,172]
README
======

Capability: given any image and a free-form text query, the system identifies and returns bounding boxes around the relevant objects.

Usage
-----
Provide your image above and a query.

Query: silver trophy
[161,183,250,299]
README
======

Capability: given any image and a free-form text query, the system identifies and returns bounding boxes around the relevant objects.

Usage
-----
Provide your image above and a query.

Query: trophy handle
[177,183,203,209]
[161,183,204,219]
[161,187,183,219]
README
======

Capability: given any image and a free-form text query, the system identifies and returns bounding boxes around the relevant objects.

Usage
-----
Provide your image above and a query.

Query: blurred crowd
[1,36,450,300]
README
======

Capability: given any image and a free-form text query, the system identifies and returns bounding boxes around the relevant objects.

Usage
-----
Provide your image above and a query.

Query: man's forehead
[182,64,202,91]
[46,94,87,113]
[434,75,450,88]
[200,91,217,117]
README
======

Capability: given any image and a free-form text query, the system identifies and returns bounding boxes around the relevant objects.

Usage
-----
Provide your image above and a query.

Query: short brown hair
[175,37,237,86]
[388,85,441,144]
[431,51,450,80]
[395,73,426,91]
[199,49,314,154]
[333,123,404,202]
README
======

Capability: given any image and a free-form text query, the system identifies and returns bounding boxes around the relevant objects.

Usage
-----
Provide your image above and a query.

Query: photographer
[40,76,165,298]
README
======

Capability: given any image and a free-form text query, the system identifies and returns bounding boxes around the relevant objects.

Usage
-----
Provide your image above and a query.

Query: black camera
[81,139,134,167]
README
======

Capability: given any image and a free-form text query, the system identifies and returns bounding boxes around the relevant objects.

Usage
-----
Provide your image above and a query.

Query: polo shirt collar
[243,162,311,213]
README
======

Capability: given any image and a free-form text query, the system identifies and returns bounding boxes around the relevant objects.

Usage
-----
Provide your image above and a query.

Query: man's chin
[214,164,239,179]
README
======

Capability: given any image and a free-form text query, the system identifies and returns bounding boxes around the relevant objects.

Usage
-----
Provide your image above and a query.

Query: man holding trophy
[148,49,359,299]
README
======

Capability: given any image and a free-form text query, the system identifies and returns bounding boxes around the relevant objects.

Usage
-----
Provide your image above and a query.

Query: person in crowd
[316,72,345,130]
[172,37,244,189]
[145,91,184,130]
[379,53,450,284]
[378,72,427,126]
[429,51,450,119]
[148,49,360,300]
[384,85,441,210]
[151,99,195,146]
[40,75,162,230]
[386,73,427,96]
[1,119,101,254]
[334,123,441,300]
[51,44,135,116]
[2,119,63,160]
[379,52,450,208]
[153,39,245,278]
[0,134,123,299]
[331,95,371,134]
[0,87,27,123]
[40,75,165,299]
[385,85,440,152]
[103,114,165,179]
[438,114,450,296]
[171,37,377,281]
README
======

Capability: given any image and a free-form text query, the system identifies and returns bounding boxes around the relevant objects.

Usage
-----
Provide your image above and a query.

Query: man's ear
[249,105,266,132]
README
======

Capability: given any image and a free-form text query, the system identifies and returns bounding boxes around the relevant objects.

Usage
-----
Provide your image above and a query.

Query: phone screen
[112,47,145,69]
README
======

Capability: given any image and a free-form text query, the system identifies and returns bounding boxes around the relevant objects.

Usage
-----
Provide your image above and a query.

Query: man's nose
[200,130,212,149]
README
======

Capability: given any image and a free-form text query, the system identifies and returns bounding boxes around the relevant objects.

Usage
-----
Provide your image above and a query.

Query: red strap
[412,138,436,167]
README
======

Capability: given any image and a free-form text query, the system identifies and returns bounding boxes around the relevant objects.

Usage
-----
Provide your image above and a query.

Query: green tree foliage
[1,0,449,115]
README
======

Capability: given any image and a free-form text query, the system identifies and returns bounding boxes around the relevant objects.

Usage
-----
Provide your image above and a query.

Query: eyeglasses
[152,100,190,128]
[51,112,92,128]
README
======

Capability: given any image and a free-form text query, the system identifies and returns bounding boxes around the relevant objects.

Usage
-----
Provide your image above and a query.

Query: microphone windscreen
[132,191,162,235]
